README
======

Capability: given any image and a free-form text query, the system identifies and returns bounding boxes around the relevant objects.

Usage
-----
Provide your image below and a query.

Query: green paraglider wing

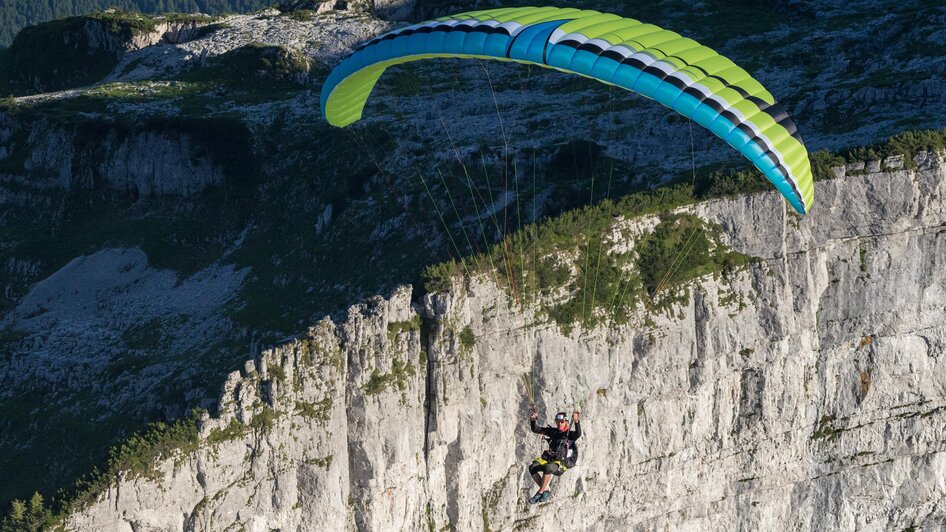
[320,6,813,215]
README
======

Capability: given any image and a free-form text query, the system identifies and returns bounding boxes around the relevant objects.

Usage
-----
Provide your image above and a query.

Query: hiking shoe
[538,490,553,503]
[527,492,543,505]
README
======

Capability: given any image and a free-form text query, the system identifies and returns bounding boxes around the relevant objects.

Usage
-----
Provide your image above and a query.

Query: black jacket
[530,419,581,464]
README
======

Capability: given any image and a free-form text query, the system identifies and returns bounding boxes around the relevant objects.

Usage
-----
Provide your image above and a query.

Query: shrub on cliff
[0,493,54,532]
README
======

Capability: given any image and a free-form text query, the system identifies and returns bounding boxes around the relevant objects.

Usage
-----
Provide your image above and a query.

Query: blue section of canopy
[507,20,568,63]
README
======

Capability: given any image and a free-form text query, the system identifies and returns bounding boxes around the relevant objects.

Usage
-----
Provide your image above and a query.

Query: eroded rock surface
[65,155,946,531]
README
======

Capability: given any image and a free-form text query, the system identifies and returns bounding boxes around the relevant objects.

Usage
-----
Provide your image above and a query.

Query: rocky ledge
[65,152,946,531]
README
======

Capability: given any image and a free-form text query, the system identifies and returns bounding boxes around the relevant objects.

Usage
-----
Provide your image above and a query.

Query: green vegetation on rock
[364,359,416,395]
[636,214,750,304]
[424,128,946,333]
[387,316,421,343]
[459,326,475,352]
[296,397,333,424]
[424,181,754,333]
[839,129,946,170]
[206,418,246,445]
[0,492,54,532]
[51,409,202,521]
[249,407,279,431]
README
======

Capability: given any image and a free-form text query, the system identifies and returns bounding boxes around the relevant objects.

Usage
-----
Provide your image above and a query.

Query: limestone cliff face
[0,115,228,197]
[126,19,221,51]
[64,153,946,531]
[77,16,216,54]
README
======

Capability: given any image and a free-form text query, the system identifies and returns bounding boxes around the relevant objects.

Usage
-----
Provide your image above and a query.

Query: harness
[536,429,577,470]
[534,454,567,471]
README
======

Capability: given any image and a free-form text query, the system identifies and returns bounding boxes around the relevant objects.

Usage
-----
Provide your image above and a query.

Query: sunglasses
[556,419,569,423]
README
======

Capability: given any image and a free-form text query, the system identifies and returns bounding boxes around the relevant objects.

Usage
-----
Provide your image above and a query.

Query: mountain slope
[62,154,946,530]
[0,0,944,522]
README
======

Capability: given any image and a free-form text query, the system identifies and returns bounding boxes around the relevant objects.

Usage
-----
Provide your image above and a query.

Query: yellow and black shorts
[529,456,567,476]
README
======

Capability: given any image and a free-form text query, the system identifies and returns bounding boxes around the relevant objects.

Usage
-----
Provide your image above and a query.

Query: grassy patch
[59,409,202,516]
[425,198,750,333]
[459,326,475,352]
[305,455,333,468]
[206,419,246,446]
[295,397,332,424]
[364,358,416,396]
[636,213,751,310]
[387,316,421,343]
[283,10,318,22]
[812,414,839,441]
[249,407,278,431]
[364,369,389,396]
[300,339,344,373]
[268,364,287,384]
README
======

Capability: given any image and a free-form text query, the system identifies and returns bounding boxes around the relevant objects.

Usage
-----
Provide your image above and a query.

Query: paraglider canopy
[320,6,813,215]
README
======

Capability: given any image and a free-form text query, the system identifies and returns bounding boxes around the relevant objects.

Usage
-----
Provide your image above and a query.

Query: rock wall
[128,20,220,50]
[369,0,415,20]
[65,154,946,531]
[96,130,225,197]
[0,114,228,197]
[74,16,218,53]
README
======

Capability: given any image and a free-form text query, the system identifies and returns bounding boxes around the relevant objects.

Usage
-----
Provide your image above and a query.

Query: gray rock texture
[0,118,229,197]
[64,154,946,531]
[0,248,248,413]
[97,130,225,196]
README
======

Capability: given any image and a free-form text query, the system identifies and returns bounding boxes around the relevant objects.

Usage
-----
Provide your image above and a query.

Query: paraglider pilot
[527,408,581,504]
